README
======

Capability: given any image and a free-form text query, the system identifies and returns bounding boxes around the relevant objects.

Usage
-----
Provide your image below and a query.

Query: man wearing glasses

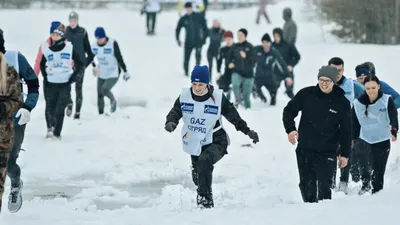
[282,65,351,203]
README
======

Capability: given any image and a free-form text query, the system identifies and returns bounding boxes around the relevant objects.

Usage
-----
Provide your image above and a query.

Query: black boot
[270,94,276,106]
[197,193,214,208]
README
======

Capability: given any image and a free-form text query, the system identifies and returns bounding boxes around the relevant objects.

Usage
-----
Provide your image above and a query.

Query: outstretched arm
[221,95,250,134]
[166,97,182,124]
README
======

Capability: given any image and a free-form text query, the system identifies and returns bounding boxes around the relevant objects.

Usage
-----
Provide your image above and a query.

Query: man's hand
[240,51,246,58]
[288,131,298,145]
[338,156,349,168]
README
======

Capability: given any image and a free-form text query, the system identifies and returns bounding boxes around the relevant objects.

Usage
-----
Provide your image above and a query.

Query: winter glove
[123,72,130,81]
[177,40,182,47]
[164,121,177,133]
[247,130,259,144]
[15,108,30,125]
[92,67,100,77]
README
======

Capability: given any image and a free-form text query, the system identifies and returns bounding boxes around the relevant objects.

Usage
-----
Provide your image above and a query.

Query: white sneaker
[46,127,54,138]
[337,181,348,194]
[8,180,23,213]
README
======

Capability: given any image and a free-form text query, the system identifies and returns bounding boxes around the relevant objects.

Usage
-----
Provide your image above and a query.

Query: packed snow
[1,0,400,224]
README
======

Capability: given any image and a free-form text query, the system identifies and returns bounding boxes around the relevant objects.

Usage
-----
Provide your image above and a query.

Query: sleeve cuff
[22,104,32,112]
[285,127,297,134]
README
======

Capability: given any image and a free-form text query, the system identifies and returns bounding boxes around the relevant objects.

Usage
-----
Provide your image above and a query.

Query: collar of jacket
[315,84,344,97]
[336,75,346,86]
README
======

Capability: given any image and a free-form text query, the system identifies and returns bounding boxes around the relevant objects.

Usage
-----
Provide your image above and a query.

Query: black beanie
[238,28,248,37]
[261,33,271,42]
[184,2,192,8]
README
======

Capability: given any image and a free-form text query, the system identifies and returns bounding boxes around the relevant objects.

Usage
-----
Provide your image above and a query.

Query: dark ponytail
[363,75,381,117]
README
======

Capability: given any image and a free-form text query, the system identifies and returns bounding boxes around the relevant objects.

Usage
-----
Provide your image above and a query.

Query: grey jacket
[283,8,297,45]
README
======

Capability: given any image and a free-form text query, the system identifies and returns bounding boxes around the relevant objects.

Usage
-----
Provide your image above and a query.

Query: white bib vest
[92,39,119,80]
[339,77,355,105]
[44,42,74,83]
[180,88,223,156]
[354,94,391,144]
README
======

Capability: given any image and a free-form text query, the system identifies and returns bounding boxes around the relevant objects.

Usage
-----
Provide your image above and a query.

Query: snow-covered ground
[1,0,400,224]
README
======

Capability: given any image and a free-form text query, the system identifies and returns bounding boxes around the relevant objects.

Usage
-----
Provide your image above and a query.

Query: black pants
[146,12,157,33]
[97,77,118,113]
[184,44,202,75]
[359,140,390,193]
[217,69,233,92]
[68,70,84,114]
[284,72,294,98]
[46,84,71,137]
[7,124,26,188]
[254,75,279,102]
[296,148,337,203]
[191,143,225,197]
[43,81,53,129]
[207,48,218,79]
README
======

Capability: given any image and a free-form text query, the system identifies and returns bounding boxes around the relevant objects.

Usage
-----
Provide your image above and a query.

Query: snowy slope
[1,0,400,224]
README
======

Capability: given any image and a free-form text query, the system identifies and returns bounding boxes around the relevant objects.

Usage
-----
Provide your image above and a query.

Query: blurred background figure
[256,0,271,25]
[206,19,224,80]
[141,0,161,35]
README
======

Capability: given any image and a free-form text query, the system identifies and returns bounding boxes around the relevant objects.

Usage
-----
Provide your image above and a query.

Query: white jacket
[145,0,161,13]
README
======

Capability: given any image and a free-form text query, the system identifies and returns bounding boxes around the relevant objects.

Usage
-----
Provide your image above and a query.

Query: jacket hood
[283,8,292,21]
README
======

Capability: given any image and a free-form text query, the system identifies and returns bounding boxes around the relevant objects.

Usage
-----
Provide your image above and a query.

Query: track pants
[7,124,26,188]
[359,140,390,194]
[191,143,225,197]
[97,77,118,114]
[146,12,157,33]
[254,75,279,103]
[232,72,253,108]
[68,70,84,114]
[296,148,337,203]
[46,83,71,137]
[207,48,218,79]
[183,44,202,75]
[43,81,53,129]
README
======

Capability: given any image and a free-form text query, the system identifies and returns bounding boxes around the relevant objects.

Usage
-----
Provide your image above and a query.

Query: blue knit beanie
[95,27,106,39]
[50,21,61,34]
[191,65,210,84]
[356,66,370,77]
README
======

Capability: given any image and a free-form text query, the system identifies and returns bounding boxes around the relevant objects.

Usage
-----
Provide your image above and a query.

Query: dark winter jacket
[282,85,352,157]
[207,27,224,53]
[65,25,94,68]
[40,39,84,85]
[226,41,255,78]
[283,8,297,45]
[352,91,398,144]
[254,45,290,79]
[216,45,233,73]
[175,12,208,46]
[91,37,127,73]
[272,29,300,68]
[166,85,251,153]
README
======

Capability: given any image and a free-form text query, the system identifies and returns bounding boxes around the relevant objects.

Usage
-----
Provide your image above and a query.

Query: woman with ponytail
[0,51,23,214]
[352,75,398,195]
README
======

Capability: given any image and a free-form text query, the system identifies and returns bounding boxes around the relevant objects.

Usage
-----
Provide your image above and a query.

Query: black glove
[391,128,398,138]
[165,122,177,133]
[247,130,259,144]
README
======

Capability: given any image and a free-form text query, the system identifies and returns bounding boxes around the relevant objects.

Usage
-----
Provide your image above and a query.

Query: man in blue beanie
[164,65,259,208]
[91,26,130,114]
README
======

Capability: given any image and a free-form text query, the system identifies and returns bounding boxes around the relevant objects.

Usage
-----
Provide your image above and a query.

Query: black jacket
[272,40,300,68]
[207,27,224,52]
[282,85,352,157]
[40,39,84,85]
[166,85,251,153]
[254,46,290,79]
[91,37,127,73]
[352,91,399,142]
[65,25,95,68]
[216,45,233,73]
[226,41,255,78]
[175,12,208,46]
